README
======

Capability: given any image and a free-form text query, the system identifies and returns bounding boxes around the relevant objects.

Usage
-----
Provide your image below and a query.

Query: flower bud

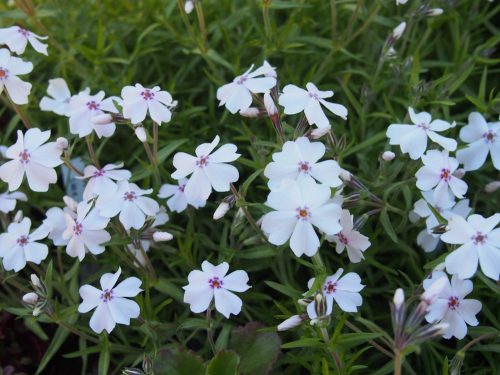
[393,288,405,309]
[421,276,447,304]
[426,8,443,16]
[22,292,38,305]
[13,210,23,223]
[91,113,113,125]
[135,127,147,143]
[152,231,173,242]
[453,168,466,179]
[56,137,68,149]
[310,126,331,139]
[239,107,261,118]
[63,195,78,211]
[339,168,351,182]
[392,22,406,40]
[485,181,500,193]
[277,315,303,331]
[122,369,145,375]
[382,151,395,161]
[142,355,153,375]
[264,93,278,117]
[184,0,194,14]
[31,274,42,288]
[213,202,230,220]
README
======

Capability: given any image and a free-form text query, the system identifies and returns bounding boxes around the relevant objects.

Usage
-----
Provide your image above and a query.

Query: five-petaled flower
[0,128,63,192]
[424,271,482,339]
[456,112,499,171]
[79,163,132,201]
[278,82,348,128]
[39,78,72,116]
[158,178,206,213]
[0,26,48,55]
[0,48,33,104]
[183,260,251,318]
[264,137,342,189]
[171,135,240,202]
[0,217,48,272]
[386,107,456,160]
[261,178,342,257]
[78,267,142,334]
[442,213,500,280]
[217,62,277,114]
[121,83,177,125]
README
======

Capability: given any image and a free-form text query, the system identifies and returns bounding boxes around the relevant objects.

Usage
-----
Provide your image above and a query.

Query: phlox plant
[0,1,499,375]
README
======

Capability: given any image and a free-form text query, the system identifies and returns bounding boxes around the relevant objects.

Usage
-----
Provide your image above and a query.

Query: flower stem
[320,326,343,374]
[206,306,217,356]
[153,121,159,165]
[394,350,403,375]
[194,0,207,50]
[142,140,161,187]
[5,92,31,129]
[85,135,100,168]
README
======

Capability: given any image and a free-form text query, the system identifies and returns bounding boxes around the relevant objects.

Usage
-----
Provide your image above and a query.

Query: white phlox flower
[0,190,27,213]
[39,196,78,246]
[121,83,177,125]
[171,135,240,202]
[0,217,48,272]
[264,137,342,189]
[308,268,364,313]
[158,178,206,213]
[0,128,63,192]
[456,112,499,171]
[0,26,48,55]
[63,201,111,261]
[78,163,132,201]
[97,180,160,230]
[217,62,277,114]
[261,178,342,257]
[386,107,457,160]
[442,213,500,280]
[68,90,120,138]
[183,260,251,318]
[0,48,33,104]
[39,78,71,116]
[424,271,482,339]
[278,82,348,128]
[415,150,468,205]
[326,209,370,263]
[78,267,142,334]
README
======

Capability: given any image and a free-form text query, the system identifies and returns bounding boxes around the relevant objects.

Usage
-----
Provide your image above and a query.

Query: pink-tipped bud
[22,292,38,305]
[340,168,351,182]
[277,315,303,331]
[310,126,331,139]
[485,181,500,193]
[135,127,147,142]
[91,113,113,125]
[63,195,78,211]
[153,231,173,242]
[184,0,194,14]
[392,22,406,40]
[421,276,447,304]
[56,137,68,149]
[213,202,230,220]
[264,93,278,117]
[453,168,466,179]
[382,151,396,161]
[239,107,260,118]
[393,288,405,309]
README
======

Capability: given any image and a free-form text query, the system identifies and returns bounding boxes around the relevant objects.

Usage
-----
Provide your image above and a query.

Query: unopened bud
[184,0,194,14]
[392,22,406,40]
[382,151,396,161]
[239,107,261,118]
[56,137,68,149]
[22,292,38,305]
[393,288,405,309]
[297,298,310,307]
[121,368,144,375]
[485,181,500,193]
[13,210,23,223]
[339,168,351,182]
[92,113,113,125]
[264,93,278,117]
[453,168,466,179]
[277,315,303,331]
[314,293,326,318]
[142,354,153,374]
[424,7,443,16]
[135,127,147,143]
[421,276,447,304]
[386,46,397,58]
[31,274,42,288]
[63,195,78,211]
[310,126,331,139]
[213,202,230,220]
[152,231,173,242]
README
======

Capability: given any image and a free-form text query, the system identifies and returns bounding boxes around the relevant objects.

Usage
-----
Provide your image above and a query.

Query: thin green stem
[5,92,31,128]
[195,0,208,50]
[206,307,217,356]
[394,350,403,375]
[85,136,100,168]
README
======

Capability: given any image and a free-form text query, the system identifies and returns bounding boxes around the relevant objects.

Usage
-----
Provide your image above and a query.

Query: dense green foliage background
[0,0,499,374]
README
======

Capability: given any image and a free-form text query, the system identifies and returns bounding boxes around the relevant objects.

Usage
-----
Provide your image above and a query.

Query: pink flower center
[178,184,186,192]
[338,232,349,245]
[196,156,209,168]
[417,122,429,130]
[123,191,137,201]
[447,296,460,310]
[17,235,29,246]
[86,100,100,111]
[297,161,311,173]
[73,221,83,236]
[18,149,31,164]
[101,289,114,302]
[323,281,337,294]
[236,75,247,85]
[208,277,223,289]
[0,67,7,79]
[483,130,495,143]
[17,27,30,38]
[141,89,155,100]
[440,168,451,181]
[308,92,319,100]
[472,232,487,245]
[92,169,105,177]
[296,206,310,220]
